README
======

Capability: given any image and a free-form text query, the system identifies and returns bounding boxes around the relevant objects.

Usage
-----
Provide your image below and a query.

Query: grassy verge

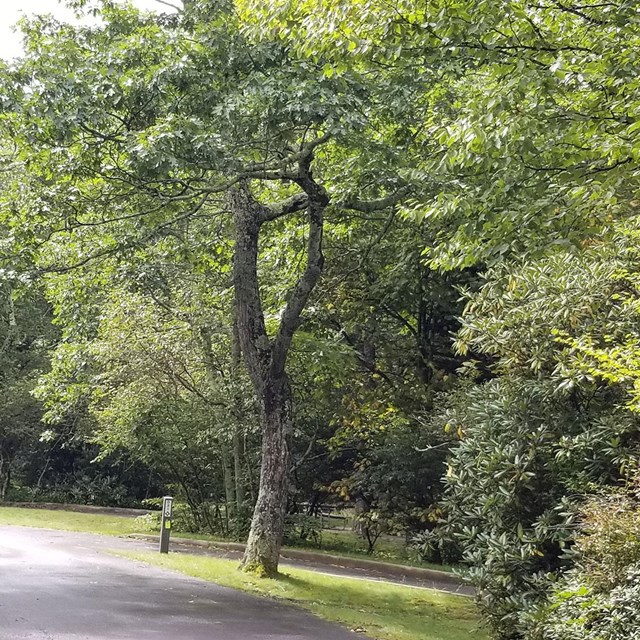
[0,505,145,536]
[0,506,451,573]
[115,550,485,640]
[164,528,453,573]
[293,529,454,572]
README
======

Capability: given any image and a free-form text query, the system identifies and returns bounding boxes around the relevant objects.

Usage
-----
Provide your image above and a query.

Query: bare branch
[153,0,183,13]
[291,425,320,472]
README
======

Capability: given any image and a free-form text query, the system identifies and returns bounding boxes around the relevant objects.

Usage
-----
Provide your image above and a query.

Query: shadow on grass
[270,569,485,640]
[272,568,479,621]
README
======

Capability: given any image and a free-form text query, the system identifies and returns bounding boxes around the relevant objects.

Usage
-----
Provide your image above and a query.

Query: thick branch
[551,1,607,25]
[269,163,329,379]
[240,132,332,183]
[230,181,272,393]
[260,192,309,223]
[340,186,412,213]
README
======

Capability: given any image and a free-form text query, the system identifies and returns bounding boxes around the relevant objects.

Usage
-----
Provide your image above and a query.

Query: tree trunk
[241,376,291,576]
[220,442,236,523]
[230,158,327,576]
[233,430,246,512]
[0,454,12,502]
[231,319,246,514]
[198,324,238,526]
[0,458,11,502]
[230,181,282,575]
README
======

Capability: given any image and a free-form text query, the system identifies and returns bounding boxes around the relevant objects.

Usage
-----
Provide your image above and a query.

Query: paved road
[0,526,361,640]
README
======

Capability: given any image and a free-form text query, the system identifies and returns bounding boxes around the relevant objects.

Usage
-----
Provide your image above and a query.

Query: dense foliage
[0,0,639,635]
[529,484,640,640]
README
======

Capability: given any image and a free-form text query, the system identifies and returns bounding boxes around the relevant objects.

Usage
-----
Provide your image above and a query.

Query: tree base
[240,558,279,579]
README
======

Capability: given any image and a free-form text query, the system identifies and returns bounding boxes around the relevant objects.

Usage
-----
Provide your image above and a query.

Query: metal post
[159,495,173,554]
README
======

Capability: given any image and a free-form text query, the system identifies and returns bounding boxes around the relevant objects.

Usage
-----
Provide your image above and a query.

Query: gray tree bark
[230,157,328,576]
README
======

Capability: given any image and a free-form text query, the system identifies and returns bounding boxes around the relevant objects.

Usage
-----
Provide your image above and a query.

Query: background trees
[0,281,52,500]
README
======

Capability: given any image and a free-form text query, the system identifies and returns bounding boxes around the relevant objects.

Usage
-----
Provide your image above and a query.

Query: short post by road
[159,495,173,554]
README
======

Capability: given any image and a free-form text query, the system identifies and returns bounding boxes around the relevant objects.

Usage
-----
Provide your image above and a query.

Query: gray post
[159,495,173,554]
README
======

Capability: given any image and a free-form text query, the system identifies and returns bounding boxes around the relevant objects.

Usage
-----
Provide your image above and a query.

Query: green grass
[294,529,454,572]
[115,550,486,640]
[0,505,146,536]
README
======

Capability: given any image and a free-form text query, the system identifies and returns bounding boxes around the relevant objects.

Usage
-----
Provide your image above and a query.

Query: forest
[0,1,639,638]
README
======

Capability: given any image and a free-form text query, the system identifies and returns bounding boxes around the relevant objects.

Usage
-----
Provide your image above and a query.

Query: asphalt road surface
[0,526,361,640]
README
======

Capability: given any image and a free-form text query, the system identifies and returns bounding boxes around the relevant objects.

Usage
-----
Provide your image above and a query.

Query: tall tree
[1,0,410,574]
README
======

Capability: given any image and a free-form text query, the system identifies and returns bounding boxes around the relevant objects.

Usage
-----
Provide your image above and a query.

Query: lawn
[116,550,486,640]
[0,505,145,536]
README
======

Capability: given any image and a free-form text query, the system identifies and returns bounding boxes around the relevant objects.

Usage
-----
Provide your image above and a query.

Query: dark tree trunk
[232,430,246,512]
[241,376,292,575]
[231,319,247,514]
[230,164,327,576]
[0,455,10,502]
[220,442,236,523]
[198,324,241,527]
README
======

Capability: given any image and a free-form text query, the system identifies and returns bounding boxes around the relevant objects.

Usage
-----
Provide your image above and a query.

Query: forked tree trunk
[228,167,407,574]
[230,167,327,576]
[231,182,282,575]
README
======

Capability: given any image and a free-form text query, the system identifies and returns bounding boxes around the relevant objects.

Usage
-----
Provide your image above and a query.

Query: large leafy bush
[436,379,635,639]
[436,222,640,638]
[530,485,640,640]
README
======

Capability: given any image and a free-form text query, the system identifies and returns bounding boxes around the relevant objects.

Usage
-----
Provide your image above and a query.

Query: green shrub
[412,528,463,566]
[284,514,323,548]
[575,490,640,592]
[141,498,224,536]
[134,512,161,531]
[528,484,640,640]
[436,379,635,639]
[530,567,640,640]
